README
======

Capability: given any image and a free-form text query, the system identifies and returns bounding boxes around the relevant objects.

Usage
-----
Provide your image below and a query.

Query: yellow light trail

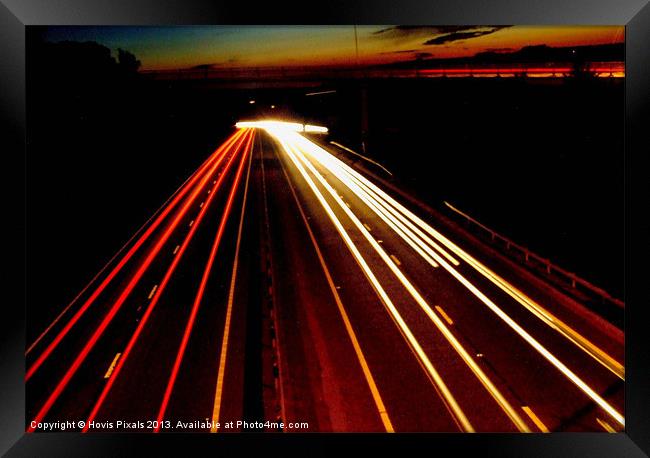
[235,120,328,133]
[334,150,624,381]
[293,135,461,266]
[278,148,394,432]
[275,130,529,432]
[292,132,624,427]
[241,120,624,429]
[271,130,475,432]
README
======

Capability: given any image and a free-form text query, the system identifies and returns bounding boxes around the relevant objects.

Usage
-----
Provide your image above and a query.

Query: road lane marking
[24,131,248,359]
[282,139,530,432]
[78,130,255,434]
[596,418,616,433]
[275,134,473,432]
[332,153,622,380]
[200,201,204,208]
[30,131,252,434]
[389,254,401,266]
[153,133,255,432]
[434,306,454,325]
[173,245,180,255]
[363,223,372,231]
[147,285,158,300]
[211,134,255,432]
[189,219,194,227]
[302,142,453,271]
[277,142,394,433]
[282,131,624,427]
[521,406,549,433]
[256,132,287,429]
[103,353,121,379]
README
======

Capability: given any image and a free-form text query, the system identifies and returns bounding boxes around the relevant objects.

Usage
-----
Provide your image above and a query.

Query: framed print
[1,0,649,456]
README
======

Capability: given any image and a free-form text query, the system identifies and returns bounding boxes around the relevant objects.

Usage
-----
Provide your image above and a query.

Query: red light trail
[153,131,254,431]
[25,129,246,380]
[27,129,253,432]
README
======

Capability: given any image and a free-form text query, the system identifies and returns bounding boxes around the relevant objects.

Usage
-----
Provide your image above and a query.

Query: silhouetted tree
[28,39,143,137]
[117,48,141,74]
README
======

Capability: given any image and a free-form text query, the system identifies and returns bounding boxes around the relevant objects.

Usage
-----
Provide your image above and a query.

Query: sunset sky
[41,26,625,71]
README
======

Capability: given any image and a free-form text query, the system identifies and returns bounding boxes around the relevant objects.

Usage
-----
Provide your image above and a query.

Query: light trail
[81,129,254,432]
[290,137,461,267]
[236,120,328,133]
[271,130,475,432]
[27,130,252,432]
[329,148,624,380]
[272,129,529,432]
[209,135,254,432]
[259,123,623,428]
[276,140,394,432]
[25,129,246,378]
[25,131,244,357]
[155,131,254,431]
[418,65,624,78]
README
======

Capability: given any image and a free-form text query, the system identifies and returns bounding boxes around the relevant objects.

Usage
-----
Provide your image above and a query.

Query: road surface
[26,122,624,433]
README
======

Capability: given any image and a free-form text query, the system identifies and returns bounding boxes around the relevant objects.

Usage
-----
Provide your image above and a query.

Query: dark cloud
[191,63,217,69]
[414,52,433,59]
[423,26,510,45]
[483,47,515,53]
[189,56,241,69]
[373,25,509,42]
[380,49,417,55]
[373,26,474,40]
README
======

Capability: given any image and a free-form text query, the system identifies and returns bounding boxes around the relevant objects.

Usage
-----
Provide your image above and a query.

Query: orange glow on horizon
[43,25,624,72]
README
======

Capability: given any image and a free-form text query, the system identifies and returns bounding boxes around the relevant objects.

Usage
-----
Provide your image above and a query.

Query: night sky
[41,25,624,71]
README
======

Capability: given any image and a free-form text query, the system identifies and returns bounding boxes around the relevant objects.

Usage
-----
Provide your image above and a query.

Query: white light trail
[239,120,624,428]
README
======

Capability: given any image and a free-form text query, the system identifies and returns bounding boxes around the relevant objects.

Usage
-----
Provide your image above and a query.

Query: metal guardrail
[329,141,393,176]
[140,61,624,81]
[443,201,624,309]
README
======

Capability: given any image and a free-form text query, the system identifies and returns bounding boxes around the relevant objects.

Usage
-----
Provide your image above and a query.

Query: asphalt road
[25,124,624,433]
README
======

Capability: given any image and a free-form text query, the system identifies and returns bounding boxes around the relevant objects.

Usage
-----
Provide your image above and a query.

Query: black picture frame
[1,1,648,456]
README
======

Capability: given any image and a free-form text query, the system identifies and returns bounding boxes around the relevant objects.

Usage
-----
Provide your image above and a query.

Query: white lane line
[276,134,474,432]
[103,353,121,379]
[290,133,624,427]
[287,133,530,432]
[278,147,394,432]
[332,150,622,380]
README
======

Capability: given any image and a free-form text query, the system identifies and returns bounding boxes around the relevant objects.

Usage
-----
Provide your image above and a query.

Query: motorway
[26,122,624,433]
